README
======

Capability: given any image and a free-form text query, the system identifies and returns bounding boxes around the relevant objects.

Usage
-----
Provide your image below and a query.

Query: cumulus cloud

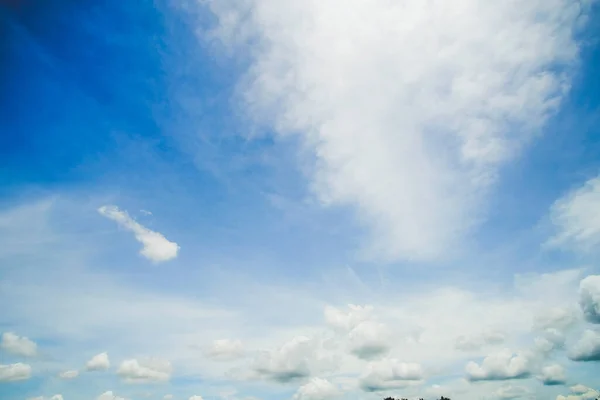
[538,363,566,385]
[580,275,600,324]
[348,321,391,360]
[548,175,600,253]
[359,358,423,392]
[533,306,578,331]
[164,395,173,400]
[253,336,313,382]
[86,352,110,371]
[189,396,204,400]
[465,350,531,381]
[293,377,340,400]
[59,370,78,379]
[0,332,37,357]
[324,304,373,332]
[206,0,590,262]
[0,362,31,382]
[557,385,600,400]
[455,330,505,351]
[533,328,566,355]
[117,358,172,383]
[97,391,127,400]
[494,385,530,399]
[205,339,245,361]
[569,329,600,361]
[98,205,179,263]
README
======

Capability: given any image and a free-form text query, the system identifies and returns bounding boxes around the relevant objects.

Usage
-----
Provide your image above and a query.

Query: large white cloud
[465,349,531,381]
[569,329,600,362]
[548,175,600,253]
[205,339,245,361]
[347,321,391,360]
[293,377,340,400]
[98,205,179,263]
[252,336,315,383]
[86,352,110,371]
[0,332,37,356]
[580,275,600,324]
[206,0,590,261]
[359,358,423,392]
[117,358,172,383]
[0,362,31,382]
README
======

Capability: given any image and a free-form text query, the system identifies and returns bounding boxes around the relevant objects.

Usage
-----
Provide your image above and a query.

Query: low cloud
[569,330,600,362]
[538,363,566,385]
[359,359,423,392]
[0,362,31,382]
[293,377,340,400]
[117,358,172,383]
[465,350,531,381]
[205,339,244,361]
[58,370,78,379]
[0,332,37,357]
[97,391,127,400]
[98,205,179,263]
[580,275,600,324]
[86,352,110,371]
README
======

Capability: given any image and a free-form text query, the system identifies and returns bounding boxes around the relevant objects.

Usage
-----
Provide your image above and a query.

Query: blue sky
[1,1,600,400]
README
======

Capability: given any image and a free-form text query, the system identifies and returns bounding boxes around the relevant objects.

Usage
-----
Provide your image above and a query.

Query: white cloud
[538,363,566,385]
[455,330,505,351]
[98,205,179,263]
[359,358,423,392]
[293,377,340,400]
[51,396,64,400]
[189,396,204,400]
[205,339,244,361]
[580,275,600,324]
[569,329,600,361]
[348,321,390,360]
[252,336,313,382]
[494,385,531,399]
[533,306,578,331]
[0,332,37,356]
[548,175,600,253]
[0,362,31,382]
[164,395,173,400]
[465,349,531,381]
[86,352,110,371]
[557,385,600,400]
[97,391,127,400]
[206,0,589,261]
[59,369,78,379]
[324,304,372,332]
[117,358,172,383]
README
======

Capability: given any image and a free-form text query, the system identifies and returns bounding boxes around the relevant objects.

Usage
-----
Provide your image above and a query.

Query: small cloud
[580,275,600,324]
[253,336,314,383]
[0,362,31,382]
[58,370,78,379]
[117,358,172,383]
[569,329,600,362]
[98,205,179,263]
[538,364,566,386]
[189,396,204,400]
[86,352,110,371]
[293,377,340,400]
[0,332,37,357]
[140,209,153,216]
[324,304,373,332]
[494,385,530,399]
[359,359,423,392]
[465,349,531,381]
[163,395,173,400]
[97,391,127,400]
[205,339,244,361]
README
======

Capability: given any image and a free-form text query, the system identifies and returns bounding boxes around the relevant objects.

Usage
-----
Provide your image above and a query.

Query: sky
[1,1,600,400]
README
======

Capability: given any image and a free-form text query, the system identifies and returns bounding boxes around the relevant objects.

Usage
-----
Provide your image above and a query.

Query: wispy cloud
[205,0,590,262]
[98,205,180,263]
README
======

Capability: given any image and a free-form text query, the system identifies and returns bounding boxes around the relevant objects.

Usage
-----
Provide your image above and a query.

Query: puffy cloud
[117,358,172,383]
[465,350,531,381]
[86,352,110,371]
[207,0,590,262]
[0,362,31,382]
[293,377,340,400]
[324,304,373,332]
[348,321,391,360]
[557,385,600,400]
[580,275,600,324]
[59,370,79,379]
[359,359,423,392]
[569,329,600,361]
[538,363,566,385]
[50,396,63,400]
[0,332,37,357]
[533,307,578,331]
[533,328,565,354]
[205,339,245,361]
[97,391,127,400]
[548,175,600,253]
[253,336,313,382]
[98,205,179,263]
[189,396,204,400]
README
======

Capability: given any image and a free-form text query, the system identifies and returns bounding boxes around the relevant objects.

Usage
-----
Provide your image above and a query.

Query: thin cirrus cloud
[98,205,179,263]
[204,0,591,262]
